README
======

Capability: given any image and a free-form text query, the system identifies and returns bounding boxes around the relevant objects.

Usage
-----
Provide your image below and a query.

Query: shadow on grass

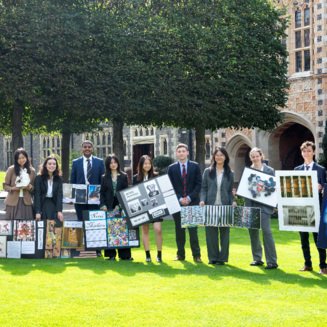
[1,257,327,289]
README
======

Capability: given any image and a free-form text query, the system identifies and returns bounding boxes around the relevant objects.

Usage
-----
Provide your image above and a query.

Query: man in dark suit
[70,140,104,256]
[167,143,202,262]
[71,140,105,219]
[295,141,327,275]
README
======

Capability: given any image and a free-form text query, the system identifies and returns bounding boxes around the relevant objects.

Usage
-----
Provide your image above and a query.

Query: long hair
[136,155,155,182]
[39,155,61,179]
[104,155,122,175]
[208,147,231,179]
[14,148,31,176]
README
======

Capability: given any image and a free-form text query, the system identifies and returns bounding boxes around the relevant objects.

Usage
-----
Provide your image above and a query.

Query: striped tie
[87,159,92,182]
[182,164,187,197]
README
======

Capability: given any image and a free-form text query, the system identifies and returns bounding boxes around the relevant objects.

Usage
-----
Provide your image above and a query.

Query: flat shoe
[265,263,278,270]
[250,260,264,266]
[299,266,313,272]
[193,257,202,263]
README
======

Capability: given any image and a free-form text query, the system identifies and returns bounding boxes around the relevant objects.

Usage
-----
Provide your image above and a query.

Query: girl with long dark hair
[200,147,234,265]
[133,155,162,263]
[4,148,36,220]
[34,155,63,226]
[100,155,132,261]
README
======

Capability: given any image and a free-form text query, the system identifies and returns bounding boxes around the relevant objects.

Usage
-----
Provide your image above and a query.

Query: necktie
[182,164,187,197]
[305,165,309,170]
[87,159,92,182]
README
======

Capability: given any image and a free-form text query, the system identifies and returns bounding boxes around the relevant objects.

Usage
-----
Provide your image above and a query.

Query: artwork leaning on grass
[275,170,320,233]
[236,167,277,207]
[83,210,140,250]
[181,205,261,229]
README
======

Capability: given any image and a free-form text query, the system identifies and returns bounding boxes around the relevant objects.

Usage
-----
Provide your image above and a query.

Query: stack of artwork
[181,205,261,229]
[118,174,180,227]
[0,220,44,258]
[63,183,101,204]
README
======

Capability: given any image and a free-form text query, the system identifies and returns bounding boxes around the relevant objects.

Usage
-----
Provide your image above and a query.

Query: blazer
[294,162,326,186]
[245,164,275,215]
[34,175,63,215]
[100,172,128,210]
[4,165,36,206]
[167,161,202,205]
[70,156,105,185]
[295,162,326,205]
[200,168,234,205]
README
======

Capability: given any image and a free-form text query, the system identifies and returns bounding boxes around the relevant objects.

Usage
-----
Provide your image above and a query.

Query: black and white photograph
[144,180,160,198]
[128,199,142,214]
[276,170,320,232]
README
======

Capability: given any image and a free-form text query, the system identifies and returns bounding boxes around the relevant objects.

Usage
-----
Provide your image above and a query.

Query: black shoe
[250,260,264,266]
[265,263,278,270]
[120,257,134,261]
[208,260,217,265]
[156,257,162,263]
[96,251,102,257]
[107,257,116,261]
[216,261,225,265]
[174,256,185,261]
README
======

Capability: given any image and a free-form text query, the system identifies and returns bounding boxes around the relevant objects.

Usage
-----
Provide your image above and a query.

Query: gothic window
[163,138,167,155]
[135,129,138,137]
[294,4,311,73]
[145,128,149,136]
[123,140,127,156]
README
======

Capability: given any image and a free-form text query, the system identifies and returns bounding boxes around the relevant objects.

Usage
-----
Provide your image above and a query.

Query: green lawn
[0,220,326,327]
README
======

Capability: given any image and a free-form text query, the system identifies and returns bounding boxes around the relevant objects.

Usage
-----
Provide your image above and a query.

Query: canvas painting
[45,220,62,258]
[62,221,84,249]
[14,220,35,241]
[0,220,12,236]
[107,218,129,247]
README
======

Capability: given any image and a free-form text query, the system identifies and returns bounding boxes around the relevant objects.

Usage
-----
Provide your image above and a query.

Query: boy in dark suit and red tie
[295,141,327,274]
[167,143,202,263]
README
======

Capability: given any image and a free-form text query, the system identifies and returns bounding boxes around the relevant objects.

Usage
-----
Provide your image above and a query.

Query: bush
[153,156,174,175]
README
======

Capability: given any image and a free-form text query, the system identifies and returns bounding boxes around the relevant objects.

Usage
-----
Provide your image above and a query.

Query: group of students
[2,140,327,274]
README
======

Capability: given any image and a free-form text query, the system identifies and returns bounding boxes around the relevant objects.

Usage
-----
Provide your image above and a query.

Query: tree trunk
[112,118,124,169]
[12,100,24,153]
[195,126,206,173]
[61,131,71,182]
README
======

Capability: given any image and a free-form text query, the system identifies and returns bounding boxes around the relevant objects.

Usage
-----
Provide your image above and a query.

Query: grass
[0,220,326,327]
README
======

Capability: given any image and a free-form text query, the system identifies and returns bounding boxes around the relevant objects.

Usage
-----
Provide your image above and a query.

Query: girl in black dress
[34,155,63,226]
[133,155,162,263]
[100,155,132,260]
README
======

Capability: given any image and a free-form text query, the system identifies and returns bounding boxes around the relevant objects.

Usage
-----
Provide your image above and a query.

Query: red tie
[182,164,187,197]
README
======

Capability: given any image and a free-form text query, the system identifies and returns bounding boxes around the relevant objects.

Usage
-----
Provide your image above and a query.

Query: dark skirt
[42,198,62,227]
[5,198,34,220]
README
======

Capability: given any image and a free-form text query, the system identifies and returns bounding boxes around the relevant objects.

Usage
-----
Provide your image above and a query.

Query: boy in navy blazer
[295,141,327,274]
[167,143,202,262]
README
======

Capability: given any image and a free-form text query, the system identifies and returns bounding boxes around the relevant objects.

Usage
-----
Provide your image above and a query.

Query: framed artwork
[63,183,101,204]
[0,220,12,236]
[62,221,84,249]
[84,219,108,249]
[13,220,35,241]
[276,170,320,232]
[45,220,62,258]
[118,174,180,227]
[236,167,277,207]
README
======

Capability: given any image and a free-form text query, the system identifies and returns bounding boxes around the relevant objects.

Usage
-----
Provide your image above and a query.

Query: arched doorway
[268,112,314,170]
[226,134,252,184]
[279,124,314,169]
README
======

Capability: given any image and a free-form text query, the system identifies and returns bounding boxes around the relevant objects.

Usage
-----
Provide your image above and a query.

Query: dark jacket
[34,175,63,214]
[167,161,202,205]
[100,172,128,210]
[200,168,234,205]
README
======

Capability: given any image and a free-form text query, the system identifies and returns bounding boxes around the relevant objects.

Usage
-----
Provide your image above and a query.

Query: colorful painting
[107,218,129,247]
[45,220,62,258]
[14,220,35,241]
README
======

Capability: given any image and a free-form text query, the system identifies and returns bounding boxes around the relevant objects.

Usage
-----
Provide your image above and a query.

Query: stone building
[0,0,325,183]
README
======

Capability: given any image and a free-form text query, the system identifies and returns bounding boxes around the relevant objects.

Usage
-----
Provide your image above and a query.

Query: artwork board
[118,174,180,227]
[236,167,277,207]
[62,221,84,249]
[276,170,320,232]
[63,183,100,204]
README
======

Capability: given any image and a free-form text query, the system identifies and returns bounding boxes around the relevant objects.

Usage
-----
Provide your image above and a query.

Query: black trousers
[173,213,201,259]
[104,248,132,259]
[300,232,327,268]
